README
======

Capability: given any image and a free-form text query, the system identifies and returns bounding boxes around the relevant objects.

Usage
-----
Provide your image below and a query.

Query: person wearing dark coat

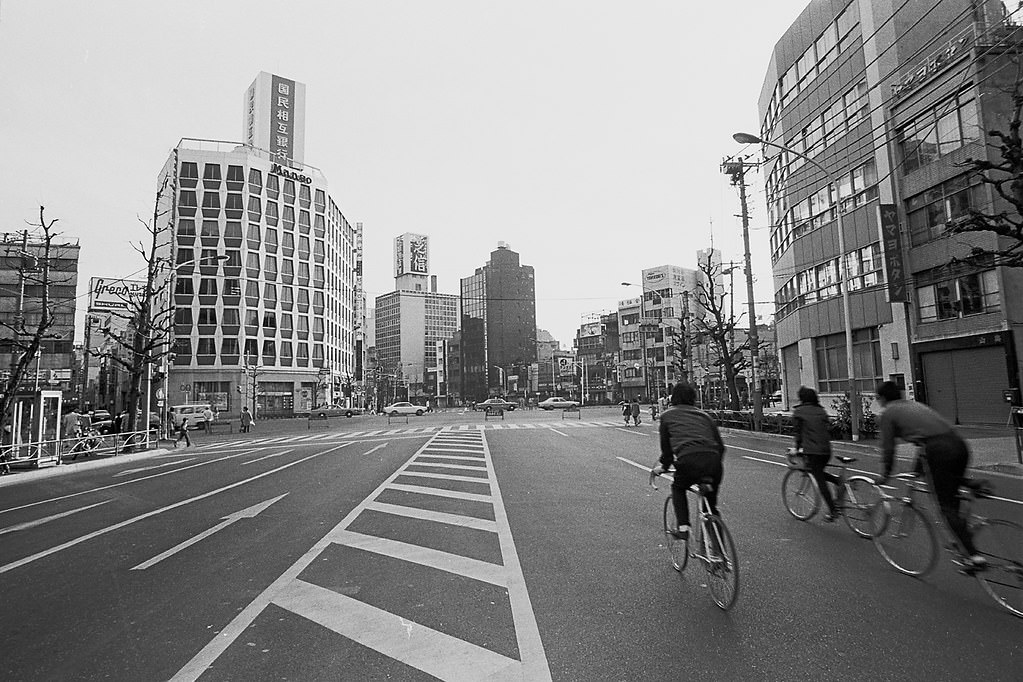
[792,386,841,519]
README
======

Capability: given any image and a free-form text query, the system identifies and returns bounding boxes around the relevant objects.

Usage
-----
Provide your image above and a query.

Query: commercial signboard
[89,277,146,313]
[394,232,429,277]
[878,204,908,303]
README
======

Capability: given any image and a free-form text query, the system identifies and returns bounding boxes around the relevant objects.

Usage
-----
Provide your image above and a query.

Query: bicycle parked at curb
[650,468,740,610]
[781,448,884,538]
[871,466,1023,619]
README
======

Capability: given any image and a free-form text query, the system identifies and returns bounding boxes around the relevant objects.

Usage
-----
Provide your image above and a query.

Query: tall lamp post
[733,132,858,440]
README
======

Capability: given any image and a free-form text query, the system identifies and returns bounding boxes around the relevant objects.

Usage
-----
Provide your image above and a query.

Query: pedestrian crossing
[172,427,552,681]
[215,419,641,447]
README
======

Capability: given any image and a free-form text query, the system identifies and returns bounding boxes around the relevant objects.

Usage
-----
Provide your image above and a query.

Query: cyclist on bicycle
[875,381,984,567]
[792,386,841,521]
[652,382,725,540]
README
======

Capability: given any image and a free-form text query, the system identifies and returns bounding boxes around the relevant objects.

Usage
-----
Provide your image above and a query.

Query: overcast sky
[0,1,808,348]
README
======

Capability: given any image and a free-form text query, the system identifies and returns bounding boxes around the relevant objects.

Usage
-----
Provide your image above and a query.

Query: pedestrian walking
[62,408,81,441]
[630,397,641,426]
[622,401,631,425]
[240,406,253,433]
[174,417,192,448]
[202,406,214,431]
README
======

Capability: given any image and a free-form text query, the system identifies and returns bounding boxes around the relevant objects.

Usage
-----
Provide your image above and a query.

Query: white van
[170,404,211,430]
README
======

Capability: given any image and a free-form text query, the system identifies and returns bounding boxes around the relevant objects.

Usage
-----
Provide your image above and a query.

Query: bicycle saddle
[837,456,856,464]
[697,477,715,495]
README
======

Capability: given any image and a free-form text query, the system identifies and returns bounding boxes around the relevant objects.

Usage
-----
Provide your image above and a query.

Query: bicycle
[651,468,739,610]
[781,449,884,538]
[871,467,1023,619]
[65,429,102,461]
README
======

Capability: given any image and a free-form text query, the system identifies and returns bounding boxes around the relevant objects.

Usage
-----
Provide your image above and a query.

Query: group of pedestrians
[651,380,985,569]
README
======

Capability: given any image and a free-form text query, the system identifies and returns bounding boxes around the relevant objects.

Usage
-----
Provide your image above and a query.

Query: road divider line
[363,443,387,456]
[548,428,569,438]
[113,459,196,476]
[240,449,295,466]
[0,444,351,575]
[132,494,288,570]
[0,499,113,536]
[364,500,497,532]
[615,427,652,437]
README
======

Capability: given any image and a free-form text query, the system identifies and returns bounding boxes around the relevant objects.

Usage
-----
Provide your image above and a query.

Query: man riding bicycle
[875,381,984,568]
[651,382,725,540]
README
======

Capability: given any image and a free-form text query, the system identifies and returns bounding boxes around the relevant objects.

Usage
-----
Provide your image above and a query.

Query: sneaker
[672,525,690,540]
[967,554,988,569]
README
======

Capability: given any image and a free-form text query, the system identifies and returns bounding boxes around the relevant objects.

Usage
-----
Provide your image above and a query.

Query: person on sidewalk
[792,386,841,520]
[240,406,253,433]
[875,381,984,567]
[174,417,192,448]
[202,406,214,431]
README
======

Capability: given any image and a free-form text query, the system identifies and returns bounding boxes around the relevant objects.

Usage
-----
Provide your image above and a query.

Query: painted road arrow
[131,494,288,570]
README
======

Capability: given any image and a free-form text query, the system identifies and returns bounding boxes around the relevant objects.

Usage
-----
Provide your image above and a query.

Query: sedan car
[383,401,427,416]
[538,397,580,410]
[475,398,517,412]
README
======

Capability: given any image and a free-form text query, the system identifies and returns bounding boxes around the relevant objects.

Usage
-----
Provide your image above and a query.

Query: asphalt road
[0,408,1019,681]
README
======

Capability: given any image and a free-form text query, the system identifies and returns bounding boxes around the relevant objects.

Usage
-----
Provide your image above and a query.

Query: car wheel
[390,411,399,416]
[345,411,353,418]
[415,410,424,416]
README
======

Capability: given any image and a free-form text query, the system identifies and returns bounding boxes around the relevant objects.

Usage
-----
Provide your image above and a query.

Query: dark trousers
[671,452,723,527]
[805,453,841,514]
[919,432,975,555]
[174,427,191,447]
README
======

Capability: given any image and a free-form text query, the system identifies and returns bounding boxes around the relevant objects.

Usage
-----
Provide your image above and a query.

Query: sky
[0,0,809,348]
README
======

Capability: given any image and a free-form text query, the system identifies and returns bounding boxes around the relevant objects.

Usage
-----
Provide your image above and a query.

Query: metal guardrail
[1,429,161,469]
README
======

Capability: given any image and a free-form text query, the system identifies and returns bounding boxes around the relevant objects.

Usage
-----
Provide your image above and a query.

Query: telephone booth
[5,389,62,468]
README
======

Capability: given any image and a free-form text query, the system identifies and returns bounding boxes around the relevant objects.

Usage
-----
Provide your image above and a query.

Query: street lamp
[733,131,858,440]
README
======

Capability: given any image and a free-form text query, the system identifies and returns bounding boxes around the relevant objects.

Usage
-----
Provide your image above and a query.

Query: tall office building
[374,234,458,403]
[460,243,537,402]
[155,73,359,417]
[760,0,1023,422]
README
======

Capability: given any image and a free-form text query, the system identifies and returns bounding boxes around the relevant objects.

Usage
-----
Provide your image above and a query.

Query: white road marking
[0,444,350,575]
[113,459,196,476]
[407,461,488,472]
[240,449,294,465]
[548,428,569,438]
[0,449,264,516]
[132,494,288,570]
[363,443,387,456]
[396,470,490,484]
[615,427,652,437]
[0,499,113,536]
[364,500,497,532]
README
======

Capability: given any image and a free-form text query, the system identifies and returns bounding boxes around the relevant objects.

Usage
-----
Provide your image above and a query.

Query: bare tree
[89,180,174,433]
[0,207,71,432]
[689,254,753,410]
[952,46,1023,266]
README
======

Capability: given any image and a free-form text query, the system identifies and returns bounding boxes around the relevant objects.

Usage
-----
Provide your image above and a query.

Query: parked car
[306,405,364,418]
[475,398,516,412]
[538,397,580,410]
[88,410,113,434]
[383,401,426,416]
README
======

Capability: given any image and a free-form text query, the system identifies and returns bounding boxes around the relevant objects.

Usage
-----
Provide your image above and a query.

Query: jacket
[658,405,724,471]
[792,402,832,456]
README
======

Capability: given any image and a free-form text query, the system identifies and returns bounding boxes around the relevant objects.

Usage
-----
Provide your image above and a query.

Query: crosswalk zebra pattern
[216,419,636,447]
[171,426,552,681]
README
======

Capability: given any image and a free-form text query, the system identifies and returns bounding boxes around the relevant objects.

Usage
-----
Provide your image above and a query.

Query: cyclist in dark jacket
[792,386,841,520]
[652,382,724,539]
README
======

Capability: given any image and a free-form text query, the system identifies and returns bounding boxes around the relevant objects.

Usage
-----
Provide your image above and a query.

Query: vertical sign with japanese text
[878,204,907,302]
[409,234,429,273]
[394,235,405,276]
[271,74,295,162]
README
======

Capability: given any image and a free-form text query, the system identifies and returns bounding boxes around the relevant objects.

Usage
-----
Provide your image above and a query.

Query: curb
[0,444,176,488]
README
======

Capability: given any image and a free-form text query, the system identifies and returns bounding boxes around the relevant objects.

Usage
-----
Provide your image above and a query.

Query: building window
[266,174,279,199]
[264,283,278,307]
[283,179,296,204]
[262,312,277,332]
[197,308,218,325]
[198,278,218,296]
[197,337,217,357]
[179,190,197,209]
[314,189,326,212]
[200,221,219,238]
[174,308,193,325]
[916,269,999,323]
[222,308,240,325]
[180,162,199,181]
[178,218,196,236]
[265,201,279,226]
[299,184,311,208]
[248,168,262,195]
[175,278,194,295]
[222,338,240,356]
[899,93,980,173]
[264,255,278,280]
[224,222,243,242]
[906,175,983,246]
[282,233,295,257]
[814,327,880,393]
[265,228,279,253]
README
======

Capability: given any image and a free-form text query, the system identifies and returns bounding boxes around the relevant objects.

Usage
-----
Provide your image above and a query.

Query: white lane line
[0,449,265,516]
[131,494,288,570]
[407,462,488,473]
[274,580,520,681]
[332,529,505,586]
[548,428,569,438]
[414,454,486,462]
[385,483,492,503]
[0,500,113,536]
[364,500,497,532]
[364,443,387,456]
[113,459,196,476]
[0,444,350,575]
[743,455,787,467]
[615,427,652,437]
[396,471,490,484]
[240,449,295,466]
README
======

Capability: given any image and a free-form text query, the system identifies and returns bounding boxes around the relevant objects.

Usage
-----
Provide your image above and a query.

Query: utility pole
[722,156,762,431]
[682,290,692,383]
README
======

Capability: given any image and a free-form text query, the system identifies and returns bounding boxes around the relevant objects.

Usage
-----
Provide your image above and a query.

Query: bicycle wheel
[972,519,1023,618]
[782,469,821,521]
[663,496,688,572]
[842,476,885,538]
[872,501,938,577]
[703,515,740,610]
